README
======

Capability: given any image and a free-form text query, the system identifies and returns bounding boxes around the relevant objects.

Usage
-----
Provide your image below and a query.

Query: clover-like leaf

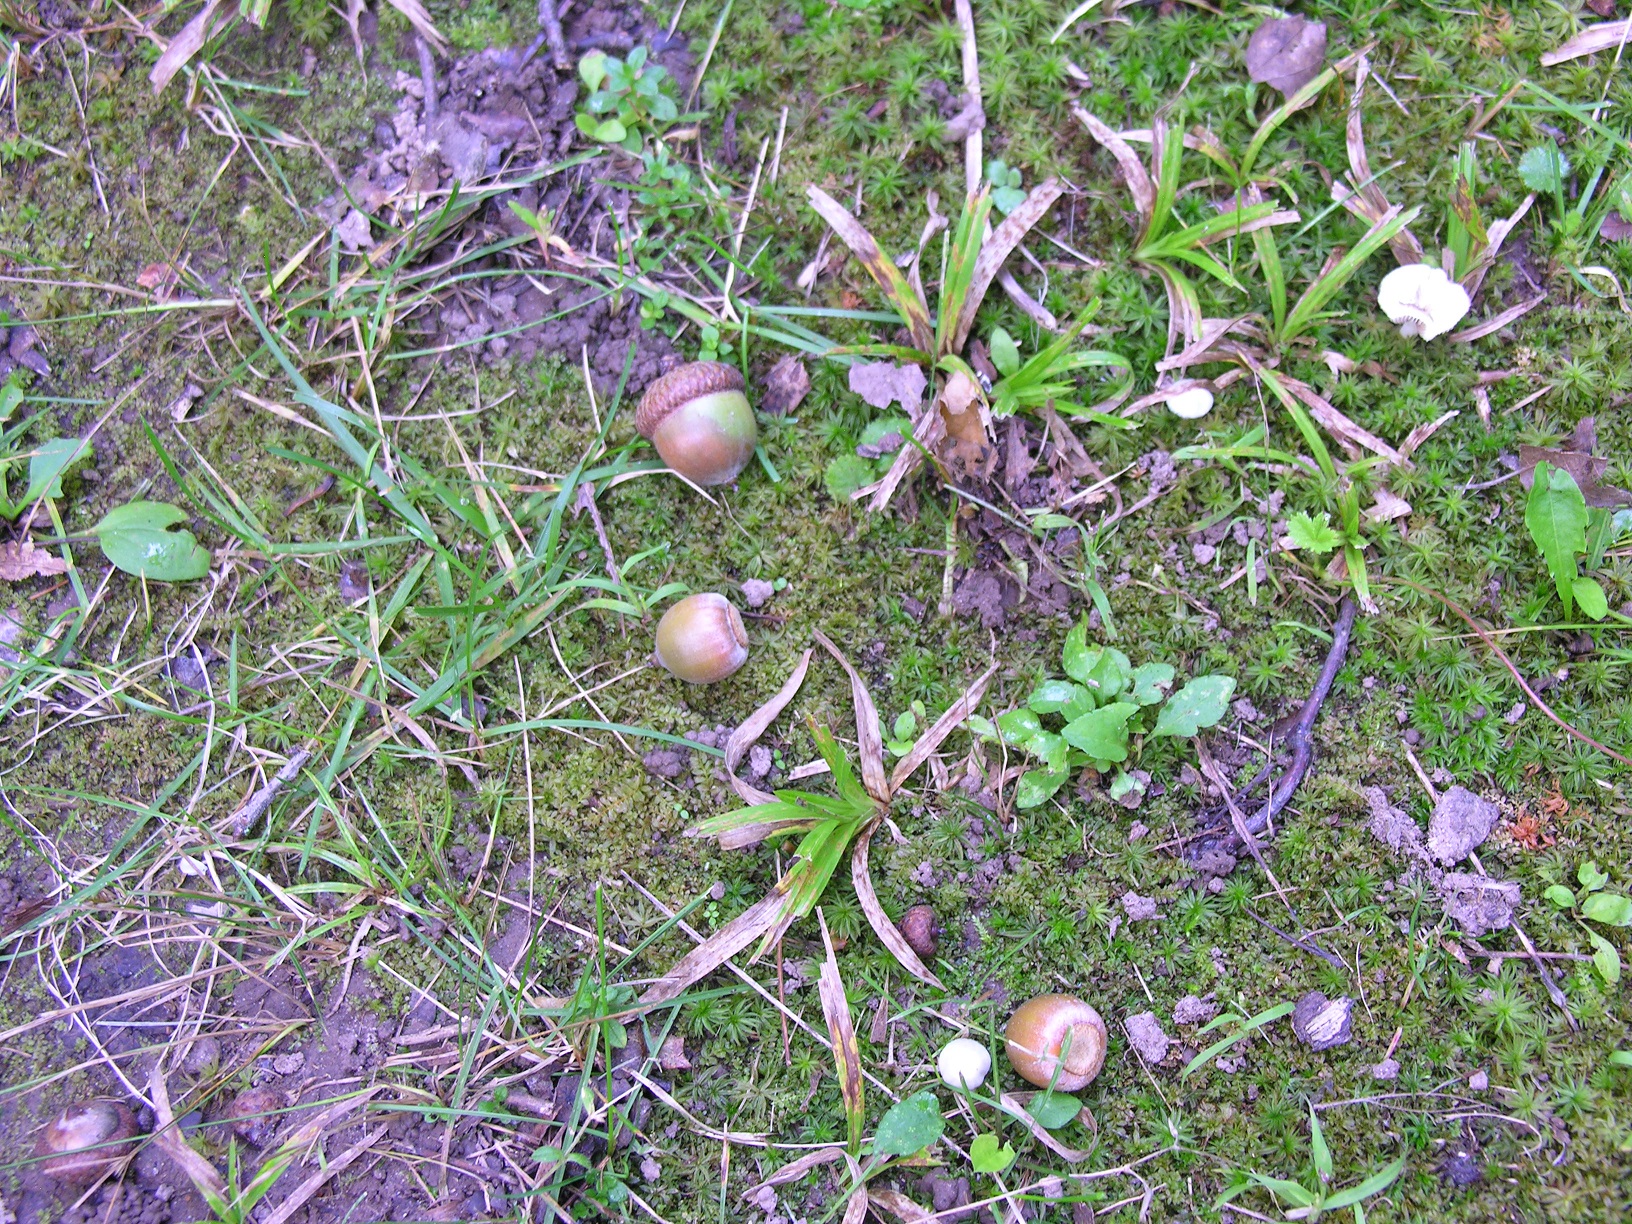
[94,500,211,581]
[1517,142,1569,194]
[1152,675,1236,738]
[873,1091,944,1158]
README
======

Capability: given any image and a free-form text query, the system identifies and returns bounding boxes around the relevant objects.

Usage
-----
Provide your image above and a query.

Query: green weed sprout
[1546,860,1632,984]
[1216,1102,1404,1222]
[577,47,683,154]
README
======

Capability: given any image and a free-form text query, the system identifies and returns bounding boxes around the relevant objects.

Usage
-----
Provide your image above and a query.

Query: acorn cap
[637,362,747,439]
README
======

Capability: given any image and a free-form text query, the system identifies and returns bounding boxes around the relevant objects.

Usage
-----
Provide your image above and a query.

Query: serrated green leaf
[1152,675,1236,737]
[1526,462,1589,618]
[1016,769,1067,809]
[824,454,876,502]
[1518,143,1569,193]
[968,1132,1015,1174]
[94,500,212,581]
[1027,1092,1081,1130]
[1061,701,1137,762]
[1286,510,1343,554]
[873,1090,944,1157]
[1582,892,1632,926]
[1546,884,1578,909]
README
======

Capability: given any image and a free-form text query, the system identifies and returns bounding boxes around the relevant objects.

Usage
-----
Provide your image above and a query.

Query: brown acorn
[636,362,757,486]
[1004,994,1108,1091]
[34,1100,140,1185]
[654,593,750,684]
[900,905,938,959]
[226,1086,286,1148]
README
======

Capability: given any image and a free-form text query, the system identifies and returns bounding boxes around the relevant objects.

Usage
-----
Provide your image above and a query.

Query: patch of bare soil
[315,0,694,395]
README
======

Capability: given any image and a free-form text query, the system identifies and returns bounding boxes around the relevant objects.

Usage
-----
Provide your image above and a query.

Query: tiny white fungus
[936,1037,992,1091]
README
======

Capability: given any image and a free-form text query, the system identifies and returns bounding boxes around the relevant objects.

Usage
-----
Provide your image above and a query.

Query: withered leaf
[1517,445,1632,508]
[760,354,810,415]
[1246,16,1328,97]
[1602,212,1632,242]
[848,360,926,411]
[0,540,68,581]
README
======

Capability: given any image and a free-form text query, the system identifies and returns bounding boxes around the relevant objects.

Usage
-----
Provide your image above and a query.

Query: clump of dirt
[315,0,694,393]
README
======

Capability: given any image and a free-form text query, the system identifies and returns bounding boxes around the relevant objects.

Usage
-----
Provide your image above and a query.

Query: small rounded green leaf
[94,500,211,581]
[1026,1092,1082,1130]
[1582,892,1632,927]
[997,708,1043,745]
[968,1133,1015,1174]
[1061,701,1137,763]
[1580,861,1609,892]
[1572,577,1608,621]
[1545,884,1577,909]
[1589,931,1621,984]
[578,50,609,90]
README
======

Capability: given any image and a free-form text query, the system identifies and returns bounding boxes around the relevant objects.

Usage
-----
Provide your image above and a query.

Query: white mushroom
[1163,385,1215,420]
[936,1037,992,1091]
[1377,264,1470,341]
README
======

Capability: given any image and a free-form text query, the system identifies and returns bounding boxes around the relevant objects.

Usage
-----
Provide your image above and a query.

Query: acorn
[34,1100,140,1185]
[900,905,938,959]
[226,1086,286,1148]
[636,362,757,486]
[1004,994,1109,1091]
[654,593,749,684]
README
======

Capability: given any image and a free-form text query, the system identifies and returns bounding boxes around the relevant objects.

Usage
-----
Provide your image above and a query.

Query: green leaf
[873,1091,944,1157]
[1016,769,1067,809]
[1152,675,1236,737]
[1546,884,1578,909]
[1027,679,1082,713]
[1062,618,1093,682]
[94,501,212,581]
[968,1133,1015,1174]
[1309,1105,1333,1184]
[1027,1092,1081,1131]
[1579,861,1609,892]
[25,436,91,503]
[1031,731,1069,773]
[1582,892,1632,926]
[989,327,1021,377]
[1321,1158,1405,1211]
[991,185,1028,215]
[1287,510,1343,554]
[1084,646,1132,699]
[0,381,23,425]
[1588,930,1621,984]
[892,710,917,741]
[1526,461,1589,618]
[824,455,876,502]
[1130,662,1174,705]
[1107,769,1145,804]
[997,708,1043,745]
[1609,1050,1632,1068]
[1061,702,1137,763]
[1572,577,1608,620]
[578,50,609,91]
[595,118,630,144]
[1518,143,1569,193]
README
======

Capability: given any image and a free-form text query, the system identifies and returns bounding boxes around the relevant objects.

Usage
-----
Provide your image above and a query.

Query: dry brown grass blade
[864,404,945,512]
[1541,18,1632,65]
[1450,292,1546,342]
[811,629,888,802]
[148,1064,228,1201]
[870,1188,934,1222]
[817,910,865,1155]
[722,649,814,807]
[1461,197,1535,299]
[1283,376,1408,468]
[1072,108,1155,219]
[1397,410,1459,462]
[1342,56,1423,265]
[745,1148,847,1193]
[851,821,944,989]
[889,664,996,794]
[383,0,448,53]
[806,186,935,353]
[636,888,791,1007]
[148,0,223,94]
[1154,316,1252,373]
[951,179,1063,352]
[995,1092,1097,1162]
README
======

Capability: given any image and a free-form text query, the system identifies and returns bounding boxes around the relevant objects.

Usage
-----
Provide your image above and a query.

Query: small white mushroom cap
[1164,385,1215,420]
[1377,264,1471,341]
[936,1037,992,1091]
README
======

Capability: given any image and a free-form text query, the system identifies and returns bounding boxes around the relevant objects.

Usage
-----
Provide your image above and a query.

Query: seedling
[976,616,1235,809]
[577,46,684,154]
[984,158,1027,215]
[1546,860,1632,984]
[1524,460,1625,621]
[1216,1102,1404,1221]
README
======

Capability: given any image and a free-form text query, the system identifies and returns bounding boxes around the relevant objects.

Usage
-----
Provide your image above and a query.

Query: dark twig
[226,747,313,838]
[415,35,439,124]
[1245,909,1347,971]
[1188,597,1357,860]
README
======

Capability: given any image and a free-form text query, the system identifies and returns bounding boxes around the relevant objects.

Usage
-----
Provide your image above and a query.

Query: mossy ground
[2,1,1631,1221]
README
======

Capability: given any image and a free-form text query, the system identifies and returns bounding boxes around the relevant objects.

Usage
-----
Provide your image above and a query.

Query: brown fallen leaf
[1518,445,1632,507]
[1246,16,1328,97]
[1603,212,1632,241]
[937,368,993,474]
[1364,488,1413,524]
[760,354,810,415]
[0,540,68,581]
[1540,18,1632,66]
[848,361,926,411]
